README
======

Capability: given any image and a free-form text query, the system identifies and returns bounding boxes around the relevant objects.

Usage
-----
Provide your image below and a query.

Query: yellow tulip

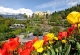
[78,24,80,27]
[47,46,50,49]
[62,40,67,43]
[67,11,80,24]
[49,40,54,44]
[78,23,80,33]
[53,37,58,40]
[45,33,54,40]
[33,40,44,52]
[37,48,43,53]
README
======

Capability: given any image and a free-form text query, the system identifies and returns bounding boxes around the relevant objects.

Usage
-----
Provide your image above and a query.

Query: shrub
[0,24,10,32]
[12,29,22,35]
[49,26,60,35]
[33,28,43,36]
[0,32,16,41]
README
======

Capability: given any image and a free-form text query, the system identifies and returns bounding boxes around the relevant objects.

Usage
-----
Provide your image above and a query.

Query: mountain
[1,14,26,19]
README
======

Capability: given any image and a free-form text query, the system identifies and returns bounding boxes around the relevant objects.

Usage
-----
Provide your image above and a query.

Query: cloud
[36,0,80,12]
[68,2,77,6]
[36,1,56,9]
[0,6,33,16]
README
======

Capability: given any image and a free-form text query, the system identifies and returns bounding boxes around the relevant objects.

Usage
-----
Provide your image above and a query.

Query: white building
[34,10,50,15]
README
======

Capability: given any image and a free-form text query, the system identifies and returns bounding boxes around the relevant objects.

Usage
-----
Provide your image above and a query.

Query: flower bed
[0,11,80,55]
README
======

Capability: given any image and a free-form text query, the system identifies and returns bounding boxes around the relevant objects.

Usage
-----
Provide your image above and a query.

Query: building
[34,10,50,15]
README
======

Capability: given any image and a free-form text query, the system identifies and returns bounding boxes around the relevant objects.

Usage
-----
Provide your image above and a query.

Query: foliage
[5,19,11,26]
[0,32,15,41]
[26,27,33,33]
[33,27,43,36]
[0,24,10,32]
[49,26,60,35]
[12,29,22,35]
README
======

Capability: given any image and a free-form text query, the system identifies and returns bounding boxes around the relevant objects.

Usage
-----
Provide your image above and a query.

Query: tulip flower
[62,40,67,43]
[33,40,44,53]
[18,47,23,54]
[53,37,58,40]
[58,36,62,40]
[45,33,54,41]
[78,24,80,27]
[3,37,20,51]
[20,49,31,55]
[25,41,34,50]
[18,41,34,55]
[43,36,49,45]
[67,25,76,36]
[0,48,8,55]
[25,41,33,49]
[67,11,80,24]
[58,32,67,40]
[49,40,54,44]
[43,36,48,42]
[67,27,73,36]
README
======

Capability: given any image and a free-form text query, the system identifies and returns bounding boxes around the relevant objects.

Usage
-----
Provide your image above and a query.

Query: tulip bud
[62,40,67,43]
[53,37,58,40]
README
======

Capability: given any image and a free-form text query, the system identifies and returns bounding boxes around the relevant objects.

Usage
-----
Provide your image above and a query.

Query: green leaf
[47,49,51,55]
[50,45,55,55]
[59,45,62,53]
[58,45,63,55]
[65,44,71,55]
[76,42,80,53]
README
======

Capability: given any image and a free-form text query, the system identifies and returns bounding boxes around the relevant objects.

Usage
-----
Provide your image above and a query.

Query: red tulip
[67,25,76,36]
[58,32,67,39]
[18,47,23,54]
[58,36,62,40]
[43,36,48,42]
[25,41,33,49]
[71,24,76,30]
[20,49,31,55]
[0,48,8,55]
[3,37,20,51]
[25,41,34,50]
[3,41,12,51]
[62,32,67,38]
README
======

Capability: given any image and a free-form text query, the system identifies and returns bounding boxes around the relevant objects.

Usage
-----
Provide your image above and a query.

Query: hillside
[52,4,80,19]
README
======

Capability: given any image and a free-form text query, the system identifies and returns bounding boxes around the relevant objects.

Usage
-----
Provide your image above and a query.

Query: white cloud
[36,1,56,9]
[68,2,77,6]
[0,6,33,16]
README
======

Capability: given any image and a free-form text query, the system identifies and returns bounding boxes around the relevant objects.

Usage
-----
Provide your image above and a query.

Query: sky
[0,0,80,16]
